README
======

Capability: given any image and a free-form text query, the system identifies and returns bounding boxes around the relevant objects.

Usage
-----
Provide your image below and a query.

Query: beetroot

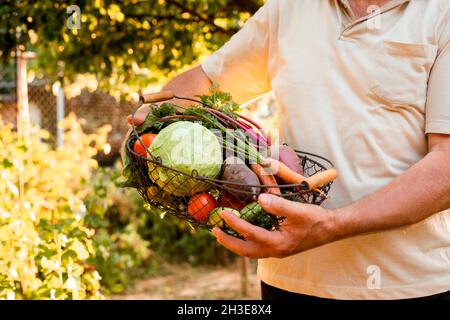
[217,190,247,211]
[221,156,260,202]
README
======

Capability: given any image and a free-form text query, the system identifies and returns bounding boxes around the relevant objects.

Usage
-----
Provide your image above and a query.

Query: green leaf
[61,249,78,260]
[40,248,58,259]
[151,103,177,118]
[109,283,125,294]
[1,158,14,169]
[196,83,241,113]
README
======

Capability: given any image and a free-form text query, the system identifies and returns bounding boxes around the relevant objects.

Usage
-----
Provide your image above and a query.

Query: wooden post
[16,50,36,138]
[15,50,35,214]
[56,85,65,148]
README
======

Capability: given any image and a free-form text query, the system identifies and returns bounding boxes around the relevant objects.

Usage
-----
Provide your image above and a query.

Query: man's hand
[120,105,152,161]
[212,133,450,259]
[126,105,152,127]
[211,193,339,259]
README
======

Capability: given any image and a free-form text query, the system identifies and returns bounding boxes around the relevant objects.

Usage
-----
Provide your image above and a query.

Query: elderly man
[129,0,450,300]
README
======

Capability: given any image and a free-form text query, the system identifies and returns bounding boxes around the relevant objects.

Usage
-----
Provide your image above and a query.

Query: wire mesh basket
[124,91,336,235]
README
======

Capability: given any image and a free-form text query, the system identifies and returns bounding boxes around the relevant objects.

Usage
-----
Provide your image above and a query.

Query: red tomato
[133,133,157,157]
[188,193,218,222]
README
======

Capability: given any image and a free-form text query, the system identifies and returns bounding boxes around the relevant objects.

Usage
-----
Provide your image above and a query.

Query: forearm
[333,148,450,239]
[159,65,212,107]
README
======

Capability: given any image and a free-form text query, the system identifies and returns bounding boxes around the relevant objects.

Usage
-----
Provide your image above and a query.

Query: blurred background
[0,0,278,299]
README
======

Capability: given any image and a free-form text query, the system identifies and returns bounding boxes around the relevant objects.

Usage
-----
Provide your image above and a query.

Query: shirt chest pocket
[369,40,437,106]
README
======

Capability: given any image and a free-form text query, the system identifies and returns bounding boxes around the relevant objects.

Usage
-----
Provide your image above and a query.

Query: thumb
[127,105,151,126]
[258,193,306,218]
[120,128,132,162]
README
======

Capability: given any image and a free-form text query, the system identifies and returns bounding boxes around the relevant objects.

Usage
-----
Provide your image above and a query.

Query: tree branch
[164,0,236,35]
[228,0,261,14]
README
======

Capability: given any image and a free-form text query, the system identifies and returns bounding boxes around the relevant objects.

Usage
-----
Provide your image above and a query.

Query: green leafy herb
[151,103,177,118]
[197,83,241,113]
[183,107,222,130]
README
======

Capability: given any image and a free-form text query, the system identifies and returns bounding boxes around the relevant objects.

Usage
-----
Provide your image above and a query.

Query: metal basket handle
[139,90,214,108]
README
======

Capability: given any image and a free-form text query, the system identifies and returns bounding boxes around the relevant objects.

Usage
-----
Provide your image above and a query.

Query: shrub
[141,207,235,266]
[0,115,107,299]
[83,166,152,294]
[0,113,234,300]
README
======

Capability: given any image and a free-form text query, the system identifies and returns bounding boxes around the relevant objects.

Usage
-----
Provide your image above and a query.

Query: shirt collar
[338,0,411,21]
[337,0,411,26]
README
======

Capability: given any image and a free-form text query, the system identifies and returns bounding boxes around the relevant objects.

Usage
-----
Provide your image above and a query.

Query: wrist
[327,206,355,242]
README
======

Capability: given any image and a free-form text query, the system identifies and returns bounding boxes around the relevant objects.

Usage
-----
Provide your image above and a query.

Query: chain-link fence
[0,75,135,166]
[65,89,135,165]
[0,84,17,126]
[28,80,57,139]
[0,58,17,128]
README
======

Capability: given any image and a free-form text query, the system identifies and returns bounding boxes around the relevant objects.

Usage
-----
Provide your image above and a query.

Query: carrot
[260,158,337,191]
[260,158,307,184]
[251,163,281,195]
[304,168,338,190]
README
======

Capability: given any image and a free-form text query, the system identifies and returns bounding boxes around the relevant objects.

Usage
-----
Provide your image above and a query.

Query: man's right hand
[127,104,152,127]
[121,105,152,161]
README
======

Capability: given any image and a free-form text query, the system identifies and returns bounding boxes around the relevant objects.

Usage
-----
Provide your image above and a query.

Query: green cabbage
[148,121,222,196]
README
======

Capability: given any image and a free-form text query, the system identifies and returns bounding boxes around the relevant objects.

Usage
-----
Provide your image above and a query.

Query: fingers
[220,210,274,244]
[211,227,270,258]
[124,105,151,161]
[258,193,307,218]
[120,128,132,162]
[127,105,152,127]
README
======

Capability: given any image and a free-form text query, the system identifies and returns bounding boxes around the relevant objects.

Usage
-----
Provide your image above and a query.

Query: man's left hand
[211,193,341,259]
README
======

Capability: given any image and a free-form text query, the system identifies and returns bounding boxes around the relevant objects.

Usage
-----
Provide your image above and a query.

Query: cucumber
[208,207,240,229]
[239,202,261,222]
[240,202,274,231]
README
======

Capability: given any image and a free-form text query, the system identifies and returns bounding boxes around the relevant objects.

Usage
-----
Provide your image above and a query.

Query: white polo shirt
[202,0,450,299]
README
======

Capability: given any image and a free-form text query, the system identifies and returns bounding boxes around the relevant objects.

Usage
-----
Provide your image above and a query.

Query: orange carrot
[260,158,337,191]
[261,158,307,184]
[251,163,281,195]
[304,169,338,190]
